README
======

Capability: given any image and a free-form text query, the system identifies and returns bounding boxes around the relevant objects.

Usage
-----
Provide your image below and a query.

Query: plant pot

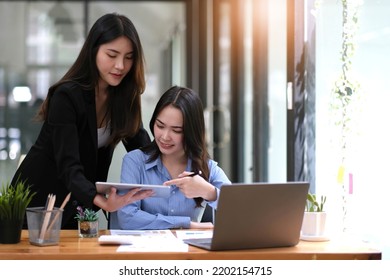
[301,211,327,237]
[78,220,98,238]
[0,219,24,244]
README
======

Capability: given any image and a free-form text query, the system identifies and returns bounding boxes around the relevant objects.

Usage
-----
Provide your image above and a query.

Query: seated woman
[110,86,231,229]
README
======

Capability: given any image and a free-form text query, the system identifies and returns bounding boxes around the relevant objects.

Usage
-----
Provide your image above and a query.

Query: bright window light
[12,86,32,102]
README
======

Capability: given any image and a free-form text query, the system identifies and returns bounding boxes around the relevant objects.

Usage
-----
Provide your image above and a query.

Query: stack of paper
[109,230,188,252]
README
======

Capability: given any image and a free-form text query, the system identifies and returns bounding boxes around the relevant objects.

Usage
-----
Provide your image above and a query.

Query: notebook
[183,182,309,251]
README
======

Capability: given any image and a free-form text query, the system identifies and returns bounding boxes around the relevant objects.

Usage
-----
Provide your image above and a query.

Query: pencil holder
[26,207,63,246]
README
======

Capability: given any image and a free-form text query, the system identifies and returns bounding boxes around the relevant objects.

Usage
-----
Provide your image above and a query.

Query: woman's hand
[94,187,153,212]
[164,171,217,201]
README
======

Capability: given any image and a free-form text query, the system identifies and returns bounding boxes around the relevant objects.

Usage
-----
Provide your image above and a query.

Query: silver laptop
[183,182,309,251]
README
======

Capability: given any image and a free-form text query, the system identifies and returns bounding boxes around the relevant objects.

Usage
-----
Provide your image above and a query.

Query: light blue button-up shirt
[109,149,231,230]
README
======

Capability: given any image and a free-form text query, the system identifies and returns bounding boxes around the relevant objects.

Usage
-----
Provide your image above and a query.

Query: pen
[188,171,202,177]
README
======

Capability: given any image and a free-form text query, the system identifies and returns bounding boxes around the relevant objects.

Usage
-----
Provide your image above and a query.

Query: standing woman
[110,86,231,230]
[11,13,153,229]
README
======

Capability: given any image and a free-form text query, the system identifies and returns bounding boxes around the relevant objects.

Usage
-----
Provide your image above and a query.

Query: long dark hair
[37,13,146,146]
[142,86,210,207]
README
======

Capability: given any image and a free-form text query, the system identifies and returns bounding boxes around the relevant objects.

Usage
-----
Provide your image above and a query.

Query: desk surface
[0,230,381,260]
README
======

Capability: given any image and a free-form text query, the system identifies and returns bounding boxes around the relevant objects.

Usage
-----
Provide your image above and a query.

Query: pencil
[46,192,71,233]
[39,194,56,242]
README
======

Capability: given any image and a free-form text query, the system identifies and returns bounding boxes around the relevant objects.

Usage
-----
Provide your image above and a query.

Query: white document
[109,230,188,252]
[98,235,133,245]
[175,230,213,240]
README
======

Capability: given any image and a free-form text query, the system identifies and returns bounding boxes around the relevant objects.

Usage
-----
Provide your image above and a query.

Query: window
[315,0,390,258]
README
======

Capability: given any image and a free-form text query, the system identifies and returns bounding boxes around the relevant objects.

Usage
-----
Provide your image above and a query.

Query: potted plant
[306,193,326,212]
[74,206,99,238]
[0,179,36,244]
[301,193,328,241]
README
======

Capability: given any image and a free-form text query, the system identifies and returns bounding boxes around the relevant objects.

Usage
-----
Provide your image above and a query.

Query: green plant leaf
[0,178,36,221]
[306,193,326,212]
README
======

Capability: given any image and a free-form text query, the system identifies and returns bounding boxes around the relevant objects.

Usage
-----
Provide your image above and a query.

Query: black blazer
[11,82,151,228]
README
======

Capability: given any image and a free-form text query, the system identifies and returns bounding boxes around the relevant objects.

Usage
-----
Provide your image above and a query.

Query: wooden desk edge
[0,230,382,260]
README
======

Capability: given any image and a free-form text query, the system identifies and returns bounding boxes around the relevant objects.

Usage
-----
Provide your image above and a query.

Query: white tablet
[95,182,170,198]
